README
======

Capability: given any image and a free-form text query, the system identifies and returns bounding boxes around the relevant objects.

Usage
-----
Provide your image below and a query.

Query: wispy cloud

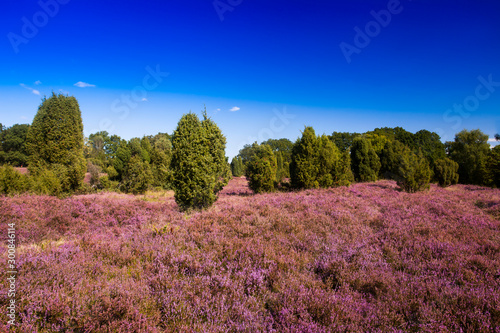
[229,106,240,112]
[141,98,148,102]
[34,80,42,85]
[20,83,40,95]
[74,81,96,88]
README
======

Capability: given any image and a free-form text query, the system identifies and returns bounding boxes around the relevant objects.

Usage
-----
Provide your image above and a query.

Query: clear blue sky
[1,0,499,158]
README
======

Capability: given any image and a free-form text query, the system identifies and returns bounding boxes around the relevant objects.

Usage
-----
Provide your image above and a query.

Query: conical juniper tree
[26,93,86,192]
[171,111,230,211]
[245,144,277,193]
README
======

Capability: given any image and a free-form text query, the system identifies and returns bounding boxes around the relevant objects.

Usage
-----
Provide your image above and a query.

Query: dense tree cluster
[1,93,499,200]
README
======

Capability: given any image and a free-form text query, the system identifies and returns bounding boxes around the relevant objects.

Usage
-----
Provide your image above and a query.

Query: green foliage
[150,137,173,189]
[379,140,406,179]
[0,124,30,166]
[171,111,230,211]
[290,127,321,189]
[238,142,259,165]
[87,162,101,188]
[0,165,29,195]
[350,137,381,182]
[329,132,360,152]
[395,148,431,193]
[447,129,490,185]
[30,168,62,196]
[231,156,244,177]
[487,146,500,188]
[26,93,86,192]
[122,155,154,194]
[290,128,349,189]
[245,144,277,193]
[434,158,459,187]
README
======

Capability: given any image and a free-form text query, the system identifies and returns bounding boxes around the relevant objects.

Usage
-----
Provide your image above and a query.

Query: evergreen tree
[290,127,321,189]
[395,148,431,193]
[379,140,406,179]
[245,144,277,193]
[123,155,154,194]
[447,129,490,185]
[487,145,500,188]
[231,156,244,177]
[26,93,86,191]
[0,124,30,167]
[434,158,459,187]
[350,136,381,182]
[171,111,230,211]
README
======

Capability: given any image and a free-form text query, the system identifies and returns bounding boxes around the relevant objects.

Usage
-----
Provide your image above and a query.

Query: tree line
[233,126,500,193]
[1,93,499,211]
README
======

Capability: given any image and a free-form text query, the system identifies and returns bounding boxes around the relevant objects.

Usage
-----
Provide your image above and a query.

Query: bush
[395,148,431,193]
[30,168,62,196]
[290,127,321,189]
[351,136,381,182]
[245,144,277,193]
[434,158,459,187]
[122,155,154,194]
[0,165,29,195]
[171,111,230,210]
[26,93,86,192]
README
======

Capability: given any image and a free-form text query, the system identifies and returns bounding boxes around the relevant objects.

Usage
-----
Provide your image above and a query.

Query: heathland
[1,177,499,332]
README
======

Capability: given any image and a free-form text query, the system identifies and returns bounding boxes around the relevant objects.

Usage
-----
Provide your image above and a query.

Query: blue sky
[1,0,499,158]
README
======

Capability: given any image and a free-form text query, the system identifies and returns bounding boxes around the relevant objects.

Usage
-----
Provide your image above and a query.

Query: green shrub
[171,111,230,211]
[123,155,154,194]
[0,165,29,195]
[434,158,459,187]
[30,168,62,196]
[245,144,277,193]
[351,136,381,182]
[396,148,431,193]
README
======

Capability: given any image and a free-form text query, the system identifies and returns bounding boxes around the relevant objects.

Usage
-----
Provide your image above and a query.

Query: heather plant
[350,136,381,182]
[395,147,431,193]
[434,157,459,187]
[245,144,277,193]
[26,93,86,192]
[1,178,499,332]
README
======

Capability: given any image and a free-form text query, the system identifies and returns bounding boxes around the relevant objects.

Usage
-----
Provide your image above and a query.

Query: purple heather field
[1,177,499,332]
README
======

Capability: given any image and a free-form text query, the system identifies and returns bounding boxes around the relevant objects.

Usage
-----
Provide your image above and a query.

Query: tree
[487,146,500,188]
[122,155,154,194]
[379,140,406,179]
[245,144,277,193]
[495,133,500,141]
[329,132,360,152]
[395,148,431,193]
[150,135,173,189]
[0,124,30,167]
[434,158,459,187]
[231,156,244,177]
[26,93,86,192]
[171,111,230,211]
[290,127,321,189]
[350,137,381,182]
[447,129,490,185]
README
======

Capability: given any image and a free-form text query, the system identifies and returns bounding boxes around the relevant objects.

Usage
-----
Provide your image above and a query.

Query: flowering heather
[1,178,499,332]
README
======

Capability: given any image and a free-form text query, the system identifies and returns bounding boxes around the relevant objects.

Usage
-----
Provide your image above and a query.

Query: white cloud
[141,98,148,102]
[229,106,240,112]
[488,138,498,142]
[34,80,42,85]
[217,108,221,111]
[74,81,96,88]
[20,83,41,95]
